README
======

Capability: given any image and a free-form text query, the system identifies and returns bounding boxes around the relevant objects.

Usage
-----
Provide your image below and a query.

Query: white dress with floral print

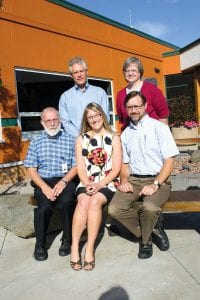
[77,132,119,192]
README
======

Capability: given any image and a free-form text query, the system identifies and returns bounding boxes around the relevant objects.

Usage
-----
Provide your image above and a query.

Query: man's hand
[118,181,133,193]
[41,184,56,201]
[139,184,159,196]
[52,180,66,198]
[27,168,57,201]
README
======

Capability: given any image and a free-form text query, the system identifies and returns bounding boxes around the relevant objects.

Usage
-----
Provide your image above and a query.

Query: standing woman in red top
[117,56,169,131]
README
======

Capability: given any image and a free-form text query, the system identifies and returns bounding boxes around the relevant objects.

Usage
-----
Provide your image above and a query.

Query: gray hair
[123,56,144,77]
[68,56,88,74]
[40,107,59,120]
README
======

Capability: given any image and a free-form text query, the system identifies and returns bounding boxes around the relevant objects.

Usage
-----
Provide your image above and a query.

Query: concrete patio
[0,212,200,300]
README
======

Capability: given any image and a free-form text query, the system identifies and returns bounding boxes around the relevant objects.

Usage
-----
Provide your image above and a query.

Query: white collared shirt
[121,114,179,175]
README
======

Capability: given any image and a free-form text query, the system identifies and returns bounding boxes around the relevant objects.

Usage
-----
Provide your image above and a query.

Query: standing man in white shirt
[59,56,109,137]
[109,91,179,259]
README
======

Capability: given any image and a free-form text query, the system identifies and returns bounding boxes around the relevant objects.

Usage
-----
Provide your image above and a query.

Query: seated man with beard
[24,107,78,261]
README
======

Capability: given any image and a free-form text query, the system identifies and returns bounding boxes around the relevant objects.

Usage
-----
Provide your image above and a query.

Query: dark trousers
[34,177,78,248]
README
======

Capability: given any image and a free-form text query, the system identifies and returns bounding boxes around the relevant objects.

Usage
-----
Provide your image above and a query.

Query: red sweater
[116,81,169,130]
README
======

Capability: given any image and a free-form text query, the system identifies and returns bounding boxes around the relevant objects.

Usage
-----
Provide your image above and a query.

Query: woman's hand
[86,182,103,195]
[86,183,96,195]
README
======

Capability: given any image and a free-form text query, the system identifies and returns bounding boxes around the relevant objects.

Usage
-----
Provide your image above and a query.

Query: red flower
[87,148,107,167]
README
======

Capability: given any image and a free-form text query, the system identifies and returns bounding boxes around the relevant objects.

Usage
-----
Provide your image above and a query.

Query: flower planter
[171,127,199,151]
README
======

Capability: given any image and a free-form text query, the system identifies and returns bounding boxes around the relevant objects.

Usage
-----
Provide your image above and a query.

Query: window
[165,72,195,125]
[15,68,114,139]
[165,73,194,99]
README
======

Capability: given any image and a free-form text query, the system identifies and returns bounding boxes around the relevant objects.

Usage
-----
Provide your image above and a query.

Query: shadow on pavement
[98,286,129,300]
[44,211,200,254]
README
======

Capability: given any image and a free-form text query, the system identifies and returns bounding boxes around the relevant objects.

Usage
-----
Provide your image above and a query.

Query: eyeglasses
[43,118,60,125]
[126,104,144,111]
[87,113,102,122]
[124,69,139,74]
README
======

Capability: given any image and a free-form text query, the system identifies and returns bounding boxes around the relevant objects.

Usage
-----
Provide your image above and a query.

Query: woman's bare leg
[71,194,90,268]
[84,193,106,268]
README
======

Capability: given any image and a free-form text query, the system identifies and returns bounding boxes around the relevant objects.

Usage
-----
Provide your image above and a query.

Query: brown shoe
[84,260,95,271]
[70,260,82,271]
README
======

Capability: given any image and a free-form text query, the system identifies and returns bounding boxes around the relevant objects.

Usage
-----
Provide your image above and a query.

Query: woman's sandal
[83,260,95,271]
[70,260,82,271]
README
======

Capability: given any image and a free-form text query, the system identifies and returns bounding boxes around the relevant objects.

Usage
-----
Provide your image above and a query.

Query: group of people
[24,56,179,271]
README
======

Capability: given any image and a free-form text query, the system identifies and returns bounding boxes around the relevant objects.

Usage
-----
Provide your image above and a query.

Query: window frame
[15,68,115,140]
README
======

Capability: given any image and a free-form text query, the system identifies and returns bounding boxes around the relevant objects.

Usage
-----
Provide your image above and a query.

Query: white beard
[44,123,61,136]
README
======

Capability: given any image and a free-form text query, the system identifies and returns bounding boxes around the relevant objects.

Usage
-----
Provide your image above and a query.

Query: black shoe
[152,228,170,251]
[107,225,120,237]
[152,215,170,251]
[34,246,48,261]
[59,239,71,256]
[138,242,153,259]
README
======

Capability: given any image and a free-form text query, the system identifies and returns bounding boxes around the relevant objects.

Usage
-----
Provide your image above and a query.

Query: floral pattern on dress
[87,148,107,167]
[78,132,119,192]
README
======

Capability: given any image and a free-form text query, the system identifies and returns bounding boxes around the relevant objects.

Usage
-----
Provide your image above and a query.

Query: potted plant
[168,95,199,147]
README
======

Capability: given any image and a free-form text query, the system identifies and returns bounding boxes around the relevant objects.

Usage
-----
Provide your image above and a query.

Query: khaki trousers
[109,176,171,244]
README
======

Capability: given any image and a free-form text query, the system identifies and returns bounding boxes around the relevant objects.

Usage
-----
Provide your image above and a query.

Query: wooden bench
[162,190,200,212]
[29,190,200,213]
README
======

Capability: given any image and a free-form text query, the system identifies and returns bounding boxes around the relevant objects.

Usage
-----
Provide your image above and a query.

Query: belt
[130,174,157,178]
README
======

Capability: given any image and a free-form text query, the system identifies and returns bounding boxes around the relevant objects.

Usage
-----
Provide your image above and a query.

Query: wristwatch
[153,180,161,189]
[61,179,68,186]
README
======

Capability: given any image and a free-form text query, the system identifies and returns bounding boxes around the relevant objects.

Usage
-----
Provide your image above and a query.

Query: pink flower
[170,120,199,129]
[183,120,199,129]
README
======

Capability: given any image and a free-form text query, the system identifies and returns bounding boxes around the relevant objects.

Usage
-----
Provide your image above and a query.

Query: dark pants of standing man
[109,177,171,244]
[34,177,77,248]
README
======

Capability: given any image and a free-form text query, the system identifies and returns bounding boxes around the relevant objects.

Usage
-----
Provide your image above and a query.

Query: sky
[65,0,200,48]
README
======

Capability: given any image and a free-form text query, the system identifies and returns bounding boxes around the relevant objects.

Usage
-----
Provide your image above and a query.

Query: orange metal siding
[163,55,181,75]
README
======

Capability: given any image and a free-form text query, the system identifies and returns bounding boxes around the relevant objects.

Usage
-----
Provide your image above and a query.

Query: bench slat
[162,190,200,212]
[28,190,200,212]
[162,201,200,212]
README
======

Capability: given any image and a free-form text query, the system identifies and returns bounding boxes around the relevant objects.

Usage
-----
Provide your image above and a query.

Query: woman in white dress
[70,102,122,271]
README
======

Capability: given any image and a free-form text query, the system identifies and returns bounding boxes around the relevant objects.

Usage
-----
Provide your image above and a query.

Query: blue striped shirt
[59,82,109,137]
[24,130,76,178]
[121,114,179,175]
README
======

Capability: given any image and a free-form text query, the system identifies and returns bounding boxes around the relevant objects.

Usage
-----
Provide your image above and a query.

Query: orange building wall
[0,0,177,165]
[163,55,181,75]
